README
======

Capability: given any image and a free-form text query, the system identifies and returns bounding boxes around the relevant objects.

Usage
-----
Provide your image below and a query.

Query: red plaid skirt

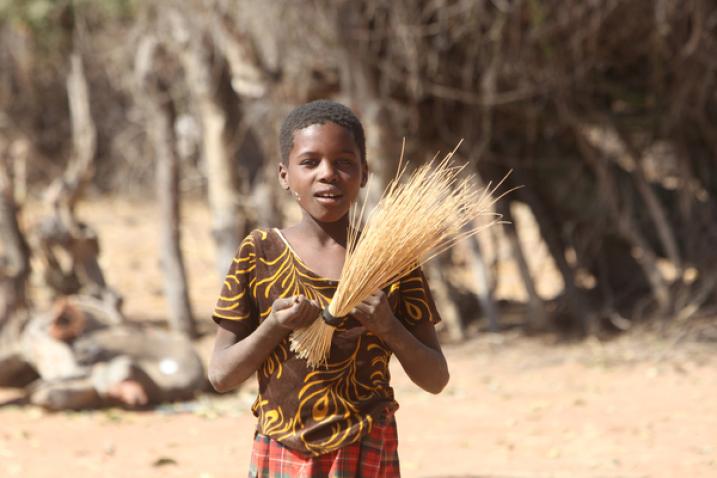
[248,417,400,478]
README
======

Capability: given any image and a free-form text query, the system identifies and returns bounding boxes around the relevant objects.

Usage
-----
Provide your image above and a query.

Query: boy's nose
[318,160,338,182]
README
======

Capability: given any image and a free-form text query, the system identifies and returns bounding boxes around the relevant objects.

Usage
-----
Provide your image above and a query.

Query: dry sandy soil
[1,197,716,478]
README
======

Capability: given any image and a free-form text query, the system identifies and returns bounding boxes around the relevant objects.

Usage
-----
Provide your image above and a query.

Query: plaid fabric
[249,417,400,478]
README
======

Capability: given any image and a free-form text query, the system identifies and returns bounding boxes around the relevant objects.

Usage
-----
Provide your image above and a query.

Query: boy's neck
[294,213,349,248]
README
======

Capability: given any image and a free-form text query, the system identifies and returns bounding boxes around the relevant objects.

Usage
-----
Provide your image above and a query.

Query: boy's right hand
[269,295,321,331]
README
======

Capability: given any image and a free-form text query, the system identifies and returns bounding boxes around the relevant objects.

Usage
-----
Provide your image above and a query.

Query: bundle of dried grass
[289,142,509,368]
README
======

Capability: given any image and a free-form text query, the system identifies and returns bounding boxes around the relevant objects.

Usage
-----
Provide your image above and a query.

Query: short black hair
[279,100,366,163]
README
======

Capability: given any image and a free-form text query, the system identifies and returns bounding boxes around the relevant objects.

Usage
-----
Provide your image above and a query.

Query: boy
[209,100,449,477]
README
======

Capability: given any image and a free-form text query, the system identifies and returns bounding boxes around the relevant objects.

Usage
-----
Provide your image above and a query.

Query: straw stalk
[290,143,509,367]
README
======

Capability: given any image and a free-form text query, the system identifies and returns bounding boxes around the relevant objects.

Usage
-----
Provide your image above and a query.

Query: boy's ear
[278,162,290,190]
[360,161,369,188]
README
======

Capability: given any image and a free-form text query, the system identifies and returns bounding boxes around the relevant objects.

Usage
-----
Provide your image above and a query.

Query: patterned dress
[212,228,440,463]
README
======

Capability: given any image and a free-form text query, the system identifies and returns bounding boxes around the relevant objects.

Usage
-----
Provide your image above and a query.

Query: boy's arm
[353,291,449,394]
[382,317,449,394]
[209,315,287,393]
[209,296,320,393]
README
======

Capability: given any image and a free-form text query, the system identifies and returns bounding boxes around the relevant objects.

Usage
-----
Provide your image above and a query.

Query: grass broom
[289,141,511,368]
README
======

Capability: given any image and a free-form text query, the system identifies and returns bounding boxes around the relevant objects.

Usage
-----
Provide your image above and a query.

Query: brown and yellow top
[212,228,440,456]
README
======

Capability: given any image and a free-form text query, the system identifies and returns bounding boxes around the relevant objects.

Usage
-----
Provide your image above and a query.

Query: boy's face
[279,122,367,224]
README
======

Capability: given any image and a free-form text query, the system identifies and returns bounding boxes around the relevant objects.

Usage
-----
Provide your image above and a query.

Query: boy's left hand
[351,290,400,338]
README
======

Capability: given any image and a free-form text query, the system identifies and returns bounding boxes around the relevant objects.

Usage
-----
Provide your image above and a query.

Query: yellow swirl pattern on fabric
[285,335,391,454]
[252,232,395,454]
[214,235,257,321]
[213,229,436,456]
[400,276,435,323]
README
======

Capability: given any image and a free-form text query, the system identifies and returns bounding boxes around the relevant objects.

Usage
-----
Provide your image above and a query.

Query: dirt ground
[1,197,716,478]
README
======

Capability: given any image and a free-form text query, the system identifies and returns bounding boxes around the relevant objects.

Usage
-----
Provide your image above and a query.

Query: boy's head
[279,100,366,164]
[278,100,368,224]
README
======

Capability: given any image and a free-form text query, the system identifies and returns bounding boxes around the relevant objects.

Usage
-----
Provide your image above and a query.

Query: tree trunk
[616,129,682,272]
[425,261,465,342]
[135,36,196,338]
[336,4,400,211]
[0,140,34,386]
[0,142,31,324]
[517,176,597,334]
[573,130,673,319]
[202,92,245,275]
[496,201,548,332]
[36,50,122,314]
[152,80,196,338]
[167,9,247,277]
[360,100,399,211]
[465,233,501,332]
[48,52,97,224]
[251,162,282,228]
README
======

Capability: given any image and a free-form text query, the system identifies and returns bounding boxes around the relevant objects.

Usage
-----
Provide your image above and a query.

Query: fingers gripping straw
[289,141,513,368]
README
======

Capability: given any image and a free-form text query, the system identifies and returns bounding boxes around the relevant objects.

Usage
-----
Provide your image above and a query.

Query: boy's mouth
[314,190,344,201]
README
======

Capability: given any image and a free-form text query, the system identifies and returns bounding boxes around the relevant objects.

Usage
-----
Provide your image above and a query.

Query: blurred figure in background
[1,296,206,410]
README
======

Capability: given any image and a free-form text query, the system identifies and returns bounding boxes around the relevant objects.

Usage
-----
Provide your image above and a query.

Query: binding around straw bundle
[289,141,511,368]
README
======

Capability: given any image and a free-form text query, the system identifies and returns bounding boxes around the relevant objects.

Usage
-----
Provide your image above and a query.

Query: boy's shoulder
[239,228,285,258]
[240,227,282,244]
[244,227,272,242]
